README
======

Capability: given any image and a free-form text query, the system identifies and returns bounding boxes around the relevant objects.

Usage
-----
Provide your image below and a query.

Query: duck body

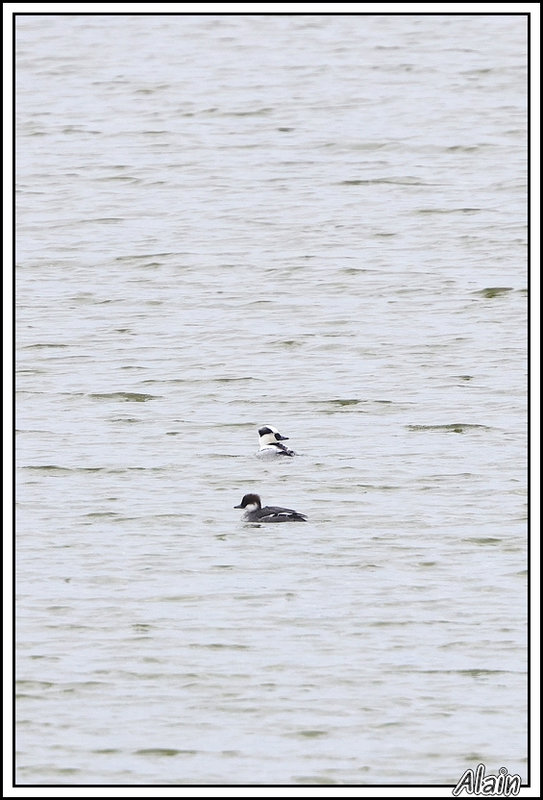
[257,425,296,458]
[234,493,307,523]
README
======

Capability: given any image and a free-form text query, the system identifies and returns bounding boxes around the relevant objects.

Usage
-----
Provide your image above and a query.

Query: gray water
[15,13,528,787]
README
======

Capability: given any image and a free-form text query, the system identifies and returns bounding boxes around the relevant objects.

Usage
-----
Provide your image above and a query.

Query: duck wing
[259,505,307,522]
[271,442,296,457]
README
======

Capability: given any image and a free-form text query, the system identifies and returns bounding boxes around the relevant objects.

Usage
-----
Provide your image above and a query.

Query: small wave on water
[472,286,515,298]
[338,176,431,186]
[406,423,494,434]
[21,465,170,473]
[87,392,159,402]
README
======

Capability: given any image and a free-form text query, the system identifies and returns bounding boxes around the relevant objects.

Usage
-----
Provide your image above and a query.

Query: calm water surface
[15,13,528,787]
